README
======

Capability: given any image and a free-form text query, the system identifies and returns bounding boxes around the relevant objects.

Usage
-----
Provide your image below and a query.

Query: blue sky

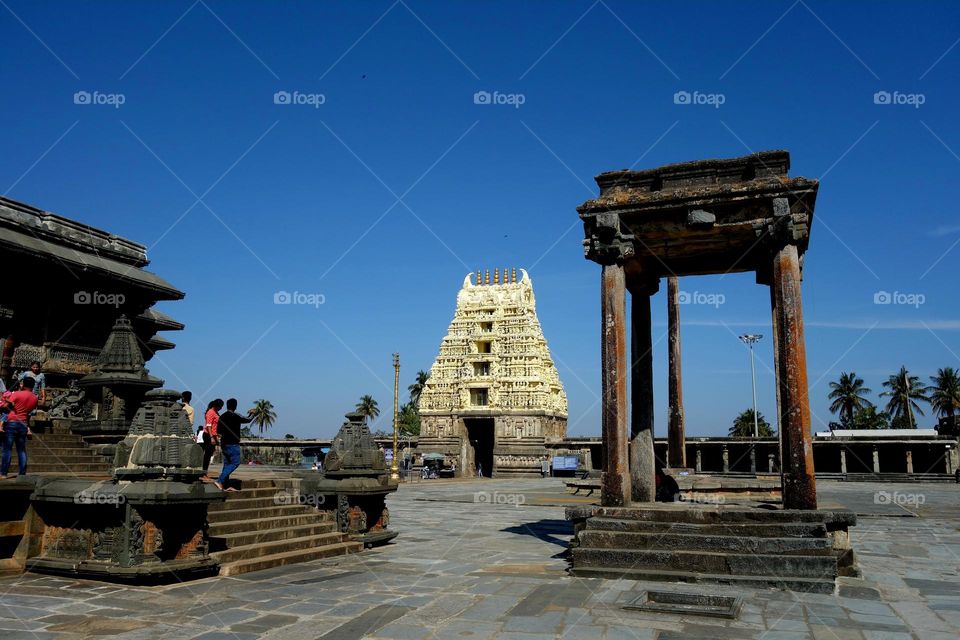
[2,1,959,437]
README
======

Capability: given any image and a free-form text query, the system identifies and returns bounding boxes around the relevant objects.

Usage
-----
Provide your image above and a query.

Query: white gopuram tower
[418,269,568,477]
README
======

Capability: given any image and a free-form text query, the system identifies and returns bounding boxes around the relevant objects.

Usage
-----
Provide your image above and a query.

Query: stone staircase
[207,477,361,576]
[6,432,112,475]
[569,505,857,594]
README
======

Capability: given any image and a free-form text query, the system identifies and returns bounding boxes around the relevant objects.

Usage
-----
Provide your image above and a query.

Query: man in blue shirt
[18,361,46,406]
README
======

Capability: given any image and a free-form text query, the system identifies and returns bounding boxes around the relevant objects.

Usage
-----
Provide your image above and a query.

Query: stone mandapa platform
[567,502,857,594]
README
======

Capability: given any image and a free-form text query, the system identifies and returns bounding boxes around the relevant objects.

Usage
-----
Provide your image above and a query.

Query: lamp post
[391,353,400,481]
[739,334,763,438]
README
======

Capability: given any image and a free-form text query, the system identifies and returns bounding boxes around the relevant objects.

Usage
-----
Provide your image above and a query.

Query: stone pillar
[906,450,913,474]
[770,243,817,510]
[695,447,702,473]
[947,446,957,475]
[768,453,775,473]
[722,445,729,472]
[840,448,847,474]
[0,333,15,383]
[629,281,656,502]
[666,276,686,468]
[872,445,880,474]
[750,445,757,474]
[600,264,630,507]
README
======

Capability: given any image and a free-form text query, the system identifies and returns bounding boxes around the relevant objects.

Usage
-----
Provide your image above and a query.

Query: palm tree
[729,409,774,437]
[249,399,277,435]
[408,370,430,407]
[355,395,380,422]
[881,366,929,428]
[398,401,421,436]
[929,367,960,419]
[827,372,874,425]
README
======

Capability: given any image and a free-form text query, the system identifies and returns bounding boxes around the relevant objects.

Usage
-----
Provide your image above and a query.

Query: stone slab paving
[0,477,958,639]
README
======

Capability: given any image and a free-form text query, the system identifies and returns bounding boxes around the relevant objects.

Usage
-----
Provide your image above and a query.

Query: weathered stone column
[750,445,757,474]
[872,445,880,474]
[768,453,775,473]
[600,264,630,506]
[666,276,686,468]
[771,243,817,509]
[722,445,730,472]
[629,279,657,502]
[840,448,847,474]
[906,450,913,474]
[695,447,702,472]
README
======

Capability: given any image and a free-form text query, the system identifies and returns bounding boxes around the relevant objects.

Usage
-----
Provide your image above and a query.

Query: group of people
[183,392,255,491]
[0,361,45,480]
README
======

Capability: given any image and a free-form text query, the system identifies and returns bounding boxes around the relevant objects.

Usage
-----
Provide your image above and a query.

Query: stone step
[229,478,298,490]
[577,530,833,554]
[584,517,828,538]
[208,513,332,536]
[569,566,837,594]
[210,522,338,549]
[0,558,23,578]
[208,494,301,512]
[571,547,838,578]
[10,453,105,464]
[207,504,317,524]
[216,540,362,577]
[8,463,110,473]
[591,506,855,528]
[210,531,347,564]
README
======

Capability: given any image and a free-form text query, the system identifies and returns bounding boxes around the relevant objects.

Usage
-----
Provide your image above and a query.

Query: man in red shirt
[1,377,38,479]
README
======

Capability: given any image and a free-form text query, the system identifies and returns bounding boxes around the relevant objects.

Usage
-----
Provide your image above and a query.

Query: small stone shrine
[296,411,398,547]
[27,389,223,583]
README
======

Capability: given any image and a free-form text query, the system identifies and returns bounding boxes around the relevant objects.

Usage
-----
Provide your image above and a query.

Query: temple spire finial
[493,269,499,284]
[484,270,490,285]
[511,268,517,283]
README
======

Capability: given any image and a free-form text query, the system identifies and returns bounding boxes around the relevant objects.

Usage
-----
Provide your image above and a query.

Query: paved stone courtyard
[1,477,958,639]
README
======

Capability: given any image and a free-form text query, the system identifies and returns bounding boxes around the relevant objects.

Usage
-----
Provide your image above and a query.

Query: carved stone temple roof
[79,316,163,389]
[323,412,387,478]
[419,269,568,418]
[113,388,204,480]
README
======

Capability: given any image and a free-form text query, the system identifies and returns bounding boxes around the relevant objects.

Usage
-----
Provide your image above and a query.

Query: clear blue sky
[3,1,958,437]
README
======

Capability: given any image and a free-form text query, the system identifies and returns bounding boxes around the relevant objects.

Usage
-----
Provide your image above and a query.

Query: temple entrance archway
[465,418,494,477]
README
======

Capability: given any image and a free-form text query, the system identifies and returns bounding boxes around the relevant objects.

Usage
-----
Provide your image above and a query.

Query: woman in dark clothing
[202,399,224,477]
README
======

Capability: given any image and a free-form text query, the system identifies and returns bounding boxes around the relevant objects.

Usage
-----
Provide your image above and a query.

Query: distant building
[417,269,567,477]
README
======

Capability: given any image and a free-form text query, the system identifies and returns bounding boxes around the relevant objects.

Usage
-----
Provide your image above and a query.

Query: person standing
[541,455,551,478]
[202,399,224,477]
[181,391,195,428]
[18,361,46,406]
[215,398,253,491]
[0,377,38,479]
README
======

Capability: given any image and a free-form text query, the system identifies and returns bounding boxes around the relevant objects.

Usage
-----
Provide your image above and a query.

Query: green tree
[249,399,277,435]
[408,370,430,407]
[284,433,296,439]
[398,401,421,436]
[843,406,891,430]
[928,367,960,420]
[881,366,929,428]
[729,409,774,437]
[828,372,874,423]
[355,395,380,422]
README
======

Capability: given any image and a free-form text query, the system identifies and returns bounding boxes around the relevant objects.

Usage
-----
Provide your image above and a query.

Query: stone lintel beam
[600,263,630,506]
[771,243,817,509]
[666,276,686,468]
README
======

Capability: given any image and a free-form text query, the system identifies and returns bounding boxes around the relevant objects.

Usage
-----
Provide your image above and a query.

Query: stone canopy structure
[418,269,568,477]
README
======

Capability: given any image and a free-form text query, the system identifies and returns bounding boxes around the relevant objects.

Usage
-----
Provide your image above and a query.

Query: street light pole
[739,334,763,438]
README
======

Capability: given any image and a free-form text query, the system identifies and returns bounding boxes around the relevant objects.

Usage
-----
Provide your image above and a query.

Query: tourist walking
[202,399,224,477]
[181,391,195,427]
[0,377,39,479]
[215,398,253,491]
[17,361,46,406]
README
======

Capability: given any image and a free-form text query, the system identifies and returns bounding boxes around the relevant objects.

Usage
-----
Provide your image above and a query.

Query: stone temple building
[417,269,568,477]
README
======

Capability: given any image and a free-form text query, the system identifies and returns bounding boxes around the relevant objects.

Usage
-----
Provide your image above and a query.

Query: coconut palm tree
[881,366,929,428]
[827,372,874,425]
[408,370,430,407]
[929,367,960,419]
[249,399,277,435]
[729,409,774,437]
[355,395,380,422]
